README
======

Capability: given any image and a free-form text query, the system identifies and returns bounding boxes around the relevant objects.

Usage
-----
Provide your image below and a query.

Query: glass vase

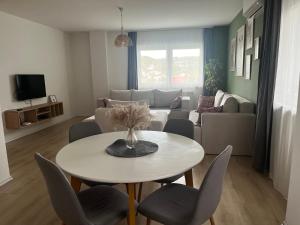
[126,128,138,149]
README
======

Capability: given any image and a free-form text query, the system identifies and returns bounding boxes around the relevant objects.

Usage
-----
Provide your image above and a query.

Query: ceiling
[0,0,243,32]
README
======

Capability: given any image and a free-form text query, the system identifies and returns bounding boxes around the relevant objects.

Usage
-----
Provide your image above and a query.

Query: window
[137,29,203,89]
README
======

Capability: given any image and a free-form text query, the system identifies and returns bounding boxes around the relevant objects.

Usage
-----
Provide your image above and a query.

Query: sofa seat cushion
[95,108,168,132]
[154,89,182,108]
[148,110,169,131]
[110,90,132,101]
[83,116,95,122]
[132,89,155,107]
[220,94,239,113]
[214,90,225,107]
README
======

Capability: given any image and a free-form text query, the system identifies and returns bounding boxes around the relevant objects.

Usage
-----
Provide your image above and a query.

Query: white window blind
[137,29,204,89]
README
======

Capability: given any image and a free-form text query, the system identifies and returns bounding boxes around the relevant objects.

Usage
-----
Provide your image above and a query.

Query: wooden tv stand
[4,102,64,129]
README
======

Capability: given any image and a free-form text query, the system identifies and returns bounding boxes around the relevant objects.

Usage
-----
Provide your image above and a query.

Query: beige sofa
[97,89,191,118]
[190,90,256,155]
[93,89,191,132]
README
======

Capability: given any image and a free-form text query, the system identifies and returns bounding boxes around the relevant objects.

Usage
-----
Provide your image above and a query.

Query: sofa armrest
[181,96,191,110]
[201,113,256,155]
[97,98,106,108]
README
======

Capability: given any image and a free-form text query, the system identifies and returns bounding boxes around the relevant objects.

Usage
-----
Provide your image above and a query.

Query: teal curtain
[203,26,229,96]
[128,32,138,89]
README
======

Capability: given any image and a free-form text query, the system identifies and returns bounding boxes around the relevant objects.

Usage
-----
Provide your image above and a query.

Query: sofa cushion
[231,94,255,113]
[97,98,106,108]
[105,99,148,108]
[110,90,132,101]
[132,90,155,106]
[214,90,225,107]
[197,106,223,124]
[196,96,215,112]
[154,89,182,108]
[220,94,239,113]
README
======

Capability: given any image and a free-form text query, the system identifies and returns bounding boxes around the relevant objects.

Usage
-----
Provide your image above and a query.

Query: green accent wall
[227,11,264,103]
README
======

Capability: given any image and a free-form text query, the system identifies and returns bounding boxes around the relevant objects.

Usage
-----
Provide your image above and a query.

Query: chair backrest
[69,121,102,143]
[163,119,194,139]
[190,146,232,225]
[35,153,88,225]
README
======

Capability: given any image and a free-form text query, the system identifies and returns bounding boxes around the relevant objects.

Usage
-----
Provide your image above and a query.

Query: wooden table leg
[70,176,81,193]
[138,182,143,203]
[210,216,216,225]
[184,169,194,187]
[127,183,136,225]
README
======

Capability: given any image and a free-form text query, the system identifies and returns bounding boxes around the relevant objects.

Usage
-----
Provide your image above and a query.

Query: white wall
[89,31,110,102]
[69,31,128,105]
[106,31,128,90]
[0,11,74,142]
[69,32,94,115]
[0,106,11,186]
[285,84,300,225]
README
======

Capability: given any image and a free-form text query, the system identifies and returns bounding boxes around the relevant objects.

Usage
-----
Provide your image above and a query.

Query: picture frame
[48,95,57,103]
[245,55,252,80]
[246,17,254,50]
[236,25,245,77]
[254,37,260,60]
[230,36,237,71]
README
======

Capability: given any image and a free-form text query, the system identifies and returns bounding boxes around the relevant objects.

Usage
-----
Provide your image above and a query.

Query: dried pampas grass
[108,103,152,129]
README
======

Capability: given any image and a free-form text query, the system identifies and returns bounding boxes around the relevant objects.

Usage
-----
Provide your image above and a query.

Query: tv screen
[15,74,46,101]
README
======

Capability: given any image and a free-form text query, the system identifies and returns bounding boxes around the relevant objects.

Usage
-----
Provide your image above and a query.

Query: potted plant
[204,59,224,96]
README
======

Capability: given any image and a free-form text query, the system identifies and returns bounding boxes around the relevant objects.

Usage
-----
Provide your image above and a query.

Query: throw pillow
[197,106,223,125]
[214,90,225,107]
[196,96,215,112]
[170,96,182,109]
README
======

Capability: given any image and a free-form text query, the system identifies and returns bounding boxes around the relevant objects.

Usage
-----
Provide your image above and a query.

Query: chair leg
[138,182,143,203]
[210,216,216,225]
[146,217,151,225]
[70,176,81,193]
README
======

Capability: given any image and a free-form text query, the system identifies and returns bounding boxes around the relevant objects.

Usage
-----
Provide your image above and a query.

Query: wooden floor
[0,117,286,225]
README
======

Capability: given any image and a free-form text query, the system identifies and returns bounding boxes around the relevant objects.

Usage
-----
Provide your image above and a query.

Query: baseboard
[0,176,13,187]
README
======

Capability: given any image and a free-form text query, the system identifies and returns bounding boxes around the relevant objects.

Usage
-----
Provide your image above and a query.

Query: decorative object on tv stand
[254,37,260,60]
[108,103,152,149]
[229,36,237,71]
[204,59,224,96]
[246,17,254,50]
[114,7,132,47]
[245,55,252,80]
[48,95,57,103]
[236,25,245,77]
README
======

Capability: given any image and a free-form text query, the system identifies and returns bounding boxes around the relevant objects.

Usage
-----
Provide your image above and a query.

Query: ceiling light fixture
[114,7,132,47]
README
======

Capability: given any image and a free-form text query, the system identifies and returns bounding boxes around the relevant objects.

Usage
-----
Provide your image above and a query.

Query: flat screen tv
[15,74,46,101]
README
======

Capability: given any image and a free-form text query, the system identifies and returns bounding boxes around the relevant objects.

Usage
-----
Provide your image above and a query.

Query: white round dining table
[56,130,204,225]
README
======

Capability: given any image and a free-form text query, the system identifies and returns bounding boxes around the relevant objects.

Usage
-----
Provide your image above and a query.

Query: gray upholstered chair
[35,153,129,225]
[69,121,115,187]
[69,121,102,143]
[138,146,232,225]
[137,119,195,203]
[156,119,194,184]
